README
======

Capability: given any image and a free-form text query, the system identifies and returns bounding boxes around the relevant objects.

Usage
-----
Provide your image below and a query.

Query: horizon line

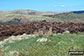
[0,9,84,13]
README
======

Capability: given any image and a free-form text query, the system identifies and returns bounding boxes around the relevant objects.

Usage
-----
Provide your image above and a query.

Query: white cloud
[60,5,65,8]
[53,5,65,8]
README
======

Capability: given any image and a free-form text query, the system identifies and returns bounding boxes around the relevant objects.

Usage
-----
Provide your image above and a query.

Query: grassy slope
[0,34,84,56]
[0,10,59,23]
[53,13,84,22]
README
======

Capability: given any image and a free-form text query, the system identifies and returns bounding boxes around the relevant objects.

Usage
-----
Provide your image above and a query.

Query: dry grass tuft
[34,27,53,37]
[45,27,53,36]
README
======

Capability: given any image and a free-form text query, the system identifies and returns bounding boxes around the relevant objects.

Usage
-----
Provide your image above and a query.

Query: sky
[0,0,84,12]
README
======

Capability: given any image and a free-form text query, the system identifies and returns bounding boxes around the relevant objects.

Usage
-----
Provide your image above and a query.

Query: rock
[37,38,51,43]
[63,31,70,34]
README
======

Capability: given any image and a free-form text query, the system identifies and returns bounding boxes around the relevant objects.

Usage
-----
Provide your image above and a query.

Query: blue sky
[0,0,84,12]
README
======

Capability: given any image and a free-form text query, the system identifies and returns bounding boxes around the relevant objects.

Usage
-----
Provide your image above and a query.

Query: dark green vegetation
[0,34,84,56]
[0,10,84,25]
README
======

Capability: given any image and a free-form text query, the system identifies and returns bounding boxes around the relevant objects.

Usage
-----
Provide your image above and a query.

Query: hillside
[9,10,57,15]
[43,12,84,22]
[0,10,84,56]
[0,10,84,25]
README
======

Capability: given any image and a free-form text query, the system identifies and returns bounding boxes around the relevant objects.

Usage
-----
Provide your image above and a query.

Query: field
[0,34,84,56]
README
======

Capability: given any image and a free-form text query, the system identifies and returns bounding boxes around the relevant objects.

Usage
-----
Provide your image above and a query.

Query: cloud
[60,5,65,8]
[53,5,65,8]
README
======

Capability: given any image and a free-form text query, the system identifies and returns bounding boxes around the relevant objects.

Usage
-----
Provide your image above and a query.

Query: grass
[0,34,84,56]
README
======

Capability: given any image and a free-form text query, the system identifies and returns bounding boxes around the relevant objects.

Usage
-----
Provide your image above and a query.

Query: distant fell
[71,10,84,14]
[0,10,84,25]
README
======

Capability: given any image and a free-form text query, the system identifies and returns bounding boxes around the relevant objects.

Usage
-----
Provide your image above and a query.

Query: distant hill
[43,11,84,22]
[8,10,57,15]
[0,10,84,25]
[71,10,84,14]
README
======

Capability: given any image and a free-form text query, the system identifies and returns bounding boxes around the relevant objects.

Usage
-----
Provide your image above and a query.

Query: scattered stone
[9,50,19,56]
[63,31,70,34]
[37,38,51,43]
[8,40,15,43]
